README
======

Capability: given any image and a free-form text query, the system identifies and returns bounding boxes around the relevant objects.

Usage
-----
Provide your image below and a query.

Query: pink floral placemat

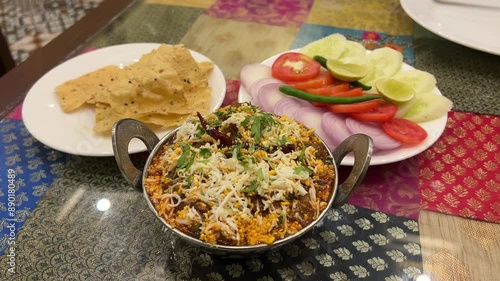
[419,111,500,223]
[204,0,313,28]
[342,159,421,220]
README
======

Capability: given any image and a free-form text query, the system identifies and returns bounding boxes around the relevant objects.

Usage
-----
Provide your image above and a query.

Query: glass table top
[0,0,499,280]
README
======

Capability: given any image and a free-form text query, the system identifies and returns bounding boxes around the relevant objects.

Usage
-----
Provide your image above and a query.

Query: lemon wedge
[326,59,368,82]
[375,78,415,103]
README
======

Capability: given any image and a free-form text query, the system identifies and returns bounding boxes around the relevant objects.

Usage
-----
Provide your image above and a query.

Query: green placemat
[87,3,204,47]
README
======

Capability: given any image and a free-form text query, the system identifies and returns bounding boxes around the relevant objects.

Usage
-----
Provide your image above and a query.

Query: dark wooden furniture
[0,31,15,77]
[0,0,137,118]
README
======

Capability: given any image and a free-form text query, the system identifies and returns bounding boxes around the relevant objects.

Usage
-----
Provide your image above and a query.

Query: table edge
[0,0,138,119]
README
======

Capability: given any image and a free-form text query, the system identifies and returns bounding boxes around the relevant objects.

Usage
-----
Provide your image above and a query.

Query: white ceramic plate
[22,43,226,157]
[400,0,500,56]
[237,52,447,166]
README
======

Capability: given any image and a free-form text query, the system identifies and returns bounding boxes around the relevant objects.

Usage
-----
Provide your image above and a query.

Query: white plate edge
[400,0,500,56]
[22,43,226,157]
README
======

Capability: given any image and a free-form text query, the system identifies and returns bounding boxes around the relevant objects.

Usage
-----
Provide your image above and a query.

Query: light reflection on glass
[416,274,431,281]
[96,198,111,211]
[56,188,85,222]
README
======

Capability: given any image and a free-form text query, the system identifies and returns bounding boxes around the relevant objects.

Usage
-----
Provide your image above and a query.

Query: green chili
[279,85,381,104]
[313,55,327,68]
[350,80,372,91]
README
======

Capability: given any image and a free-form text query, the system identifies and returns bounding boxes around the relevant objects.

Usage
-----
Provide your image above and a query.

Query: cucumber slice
[301,34,347,60]
[339,40,367,60]
[392,69,437,95]
[396,92,453,123]
[358,57,376,87]
[368,47,403,80]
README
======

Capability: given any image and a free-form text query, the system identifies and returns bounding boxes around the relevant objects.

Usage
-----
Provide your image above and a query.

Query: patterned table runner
[1,0,499,279]
[419,112,500,223]
[0,151,423,280]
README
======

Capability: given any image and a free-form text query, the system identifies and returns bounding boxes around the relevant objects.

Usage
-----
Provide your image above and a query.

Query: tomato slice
[381,118,428,144]
[271,52,321,82]
[288,72,336,90]
[307,82,351,96]
[350,102,399,122]
[310,85,363,107]
[327,98,382,113]
[330,87,364,97]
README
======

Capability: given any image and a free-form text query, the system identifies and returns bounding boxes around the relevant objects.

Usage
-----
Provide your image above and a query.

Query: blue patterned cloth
[0,120,68,255]
[173,204,423,280]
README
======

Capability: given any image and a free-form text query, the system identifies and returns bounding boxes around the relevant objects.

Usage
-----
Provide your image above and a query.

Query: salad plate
[400,0,500,56]
[22,43,226,157]
[237,51,448,166]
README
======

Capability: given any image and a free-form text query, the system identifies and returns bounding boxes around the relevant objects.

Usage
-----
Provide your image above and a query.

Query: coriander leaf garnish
[248,143,255,153]
[232,143,242,159]
[195,124,205,138]
[256,168,265,181]
[242,182,259,193]
[294,166,313,175]
[199,147,212,158]
[238,155,255,169]
[278,135,288,145]
[242,113,278,144]
[298,147,306,162]
[242,168,265,193]
[177,142,195,170]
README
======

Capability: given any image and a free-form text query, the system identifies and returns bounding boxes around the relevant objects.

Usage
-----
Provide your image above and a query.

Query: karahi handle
[330,134,373,207]
[112,119,160,192]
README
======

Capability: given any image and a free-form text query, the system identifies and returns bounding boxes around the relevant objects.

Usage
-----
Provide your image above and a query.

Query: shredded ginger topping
[145,103,335,246]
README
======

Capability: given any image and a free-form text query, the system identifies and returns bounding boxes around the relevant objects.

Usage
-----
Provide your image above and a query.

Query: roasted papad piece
[55,65,122,113]
[54,44,214,134]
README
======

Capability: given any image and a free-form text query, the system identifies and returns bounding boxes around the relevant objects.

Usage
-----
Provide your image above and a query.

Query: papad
[54,44,214,134]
